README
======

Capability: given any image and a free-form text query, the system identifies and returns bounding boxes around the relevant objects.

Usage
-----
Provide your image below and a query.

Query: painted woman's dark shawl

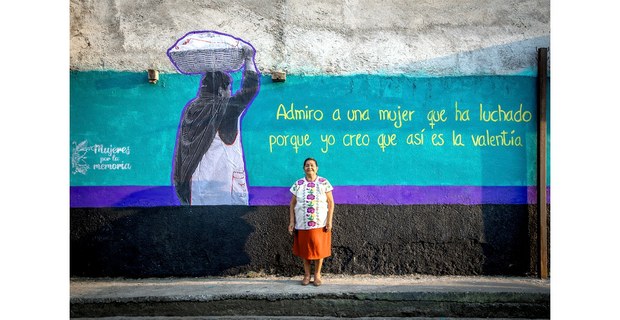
[173,70,259,205]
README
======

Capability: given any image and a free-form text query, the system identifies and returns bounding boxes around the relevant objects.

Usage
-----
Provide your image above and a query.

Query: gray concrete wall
[70,0,550,75]
[69,0,550,278]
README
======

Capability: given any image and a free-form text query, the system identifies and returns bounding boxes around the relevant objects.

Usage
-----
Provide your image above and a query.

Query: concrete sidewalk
[70,274,550,319]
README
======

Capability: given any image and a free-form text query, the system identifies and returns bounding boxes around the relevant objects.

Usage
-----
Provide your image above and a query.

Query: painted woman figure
[171,37,259,205]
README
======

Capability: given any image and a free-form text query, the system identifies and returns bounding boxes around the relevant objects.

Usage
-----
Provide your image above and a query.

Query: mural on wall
[168,31,260,205]
[69,35,549,208]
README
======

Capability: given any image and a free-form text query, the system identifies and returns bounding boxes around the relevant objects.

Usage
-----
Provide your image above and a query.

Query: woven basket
[169,32,244,74]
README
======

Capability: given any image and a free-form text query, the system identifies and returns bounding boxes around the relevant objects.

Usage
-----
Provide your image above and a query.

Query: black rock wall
[70,204,549,277]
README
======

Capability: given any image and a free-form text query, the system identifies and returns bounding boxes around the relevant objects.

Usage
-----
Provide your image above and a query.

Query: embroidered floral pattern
[305,183,318,227]
[290,176,334,230]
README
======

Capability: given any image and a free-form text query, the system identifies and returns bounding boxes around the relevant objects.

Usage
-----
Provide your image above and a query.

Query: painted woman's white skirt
[190,131,248,205]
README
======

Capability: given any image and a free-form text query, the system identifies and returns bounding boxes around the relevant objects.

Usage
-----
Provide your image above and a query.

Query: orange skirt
[292,228,332,260]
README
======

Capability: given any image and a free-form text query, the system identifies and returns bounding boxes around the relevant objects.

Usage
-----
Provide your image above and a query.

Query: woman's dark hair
[303,157,318,167]
[200,71,232,95]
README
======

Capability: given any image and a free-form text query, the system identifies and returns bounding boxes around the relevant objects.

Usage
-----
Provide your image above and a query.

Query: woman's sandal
[313,277,322,286]
[301,276,311,286]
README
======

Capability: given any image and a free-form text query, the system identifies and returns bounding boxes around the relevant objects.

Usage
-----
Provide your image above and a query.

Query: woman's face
[304,160,318,175]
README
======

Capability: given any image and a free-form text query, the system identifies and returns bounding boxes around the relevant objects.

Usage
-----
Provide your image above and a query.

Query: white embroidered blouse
[290,176,334,230]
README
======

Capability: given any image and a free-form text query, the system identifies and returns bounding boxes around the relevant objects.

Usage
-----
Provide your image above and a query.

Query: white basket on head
[168,32,244,74]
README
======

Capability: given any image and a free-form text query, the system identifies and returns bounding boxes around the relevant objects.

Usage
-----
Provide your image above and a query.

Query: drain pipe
[537,47,549,279]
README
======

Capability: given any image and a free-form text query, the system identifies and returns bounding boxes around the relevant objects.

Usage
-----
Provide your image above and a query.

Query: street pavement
[70,274,550,319]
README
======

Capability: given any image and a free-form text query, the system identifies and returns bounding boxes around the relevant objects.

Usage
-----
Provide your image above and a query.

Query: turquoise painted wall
[70,71,550,189]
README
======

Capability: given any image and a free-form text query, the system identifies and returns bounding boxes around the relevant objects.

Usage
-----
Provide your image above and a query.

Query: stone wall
[70,0,550,278]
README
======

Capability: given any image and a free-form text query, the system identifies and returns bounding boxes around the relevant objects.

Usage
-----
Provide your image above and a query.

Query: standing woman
[288,157,335,286]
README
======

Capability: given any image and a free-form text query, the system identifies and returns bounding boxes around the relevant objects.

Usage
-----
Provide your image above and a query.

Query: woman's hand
[289,195,297,236]
[325,191,334,233]
[288,223,295,235]
[241,42,254,56]
[241,43,257,73]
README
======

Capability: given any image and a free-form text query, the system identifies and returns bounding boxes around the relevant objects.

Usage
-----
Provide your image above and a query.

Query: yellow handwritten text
[321,134,336,153]
[427,109,447,129]
[454,102,470,121]
[378,106,415,128]
[342,133,370,147]
[377,133,397,152]
[347,109,370,121]
[406,129,425,146]
[470,130,523,147]
[276,103,324,121]
[479,104,532,123]
[269,134,312,153]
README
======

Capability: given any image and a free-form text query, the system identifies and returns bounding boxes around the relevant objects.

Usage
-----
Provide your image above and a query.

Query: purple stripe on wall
[70,186,181,208]
[70,185,550,208]
[249,186,550,206]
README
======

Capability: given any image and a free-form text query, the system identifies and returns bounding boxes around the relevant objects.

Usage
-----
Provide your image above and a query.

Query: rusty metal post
[537,48,549,279]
